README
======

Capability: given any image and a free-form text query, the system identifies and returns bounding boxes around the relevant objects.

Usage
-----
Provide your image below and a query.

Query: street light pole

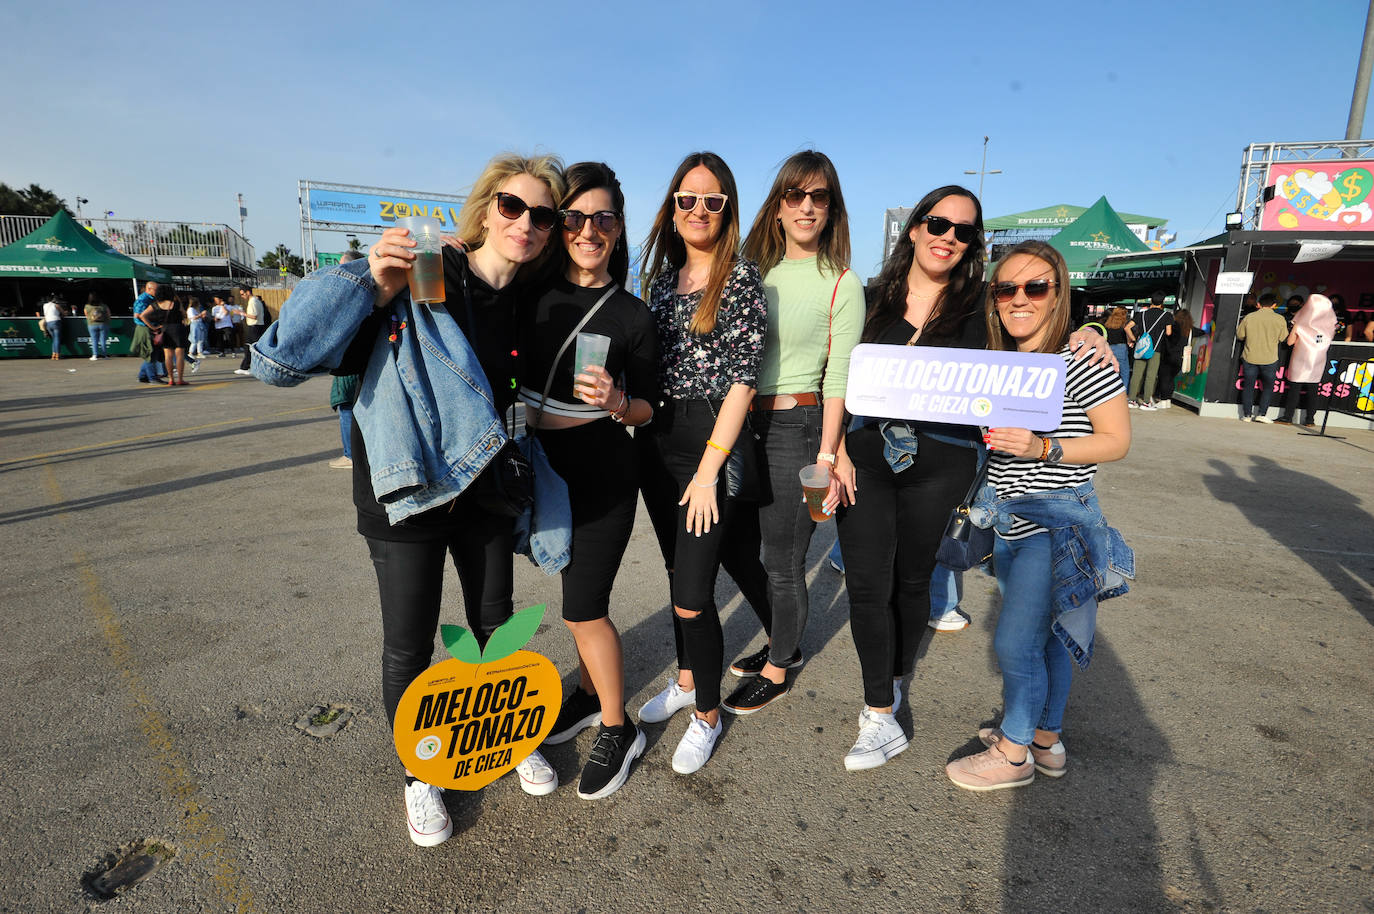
[963,135,1003,202]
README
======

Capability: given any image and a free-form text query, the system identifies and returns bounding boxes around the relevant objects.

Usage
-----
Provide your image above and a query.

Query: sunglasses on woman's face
[782,187,831,208]
[920,214,978,244]
[991,279,1057,303]
[560,209,621,234]
[673,192,728,214]
[494,192,558,232]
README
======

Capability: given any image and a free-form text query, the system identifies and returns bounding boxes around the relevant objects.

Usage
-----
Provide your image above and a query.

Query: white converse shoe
[844,708,908,771]
[404,780,452,847]
[638,676,696,724]
[671,714,722,774]
[515,749,557,796]
[929,608,970,632]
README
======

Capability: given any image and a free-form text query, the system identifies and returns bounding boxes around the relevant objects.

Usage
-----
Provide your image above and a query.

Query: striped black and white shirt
[989,345,1124,539]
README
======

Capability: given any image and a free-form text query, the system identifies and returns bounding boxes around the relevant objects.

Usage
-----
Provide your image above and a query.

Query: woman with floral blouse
[634,151,769,774]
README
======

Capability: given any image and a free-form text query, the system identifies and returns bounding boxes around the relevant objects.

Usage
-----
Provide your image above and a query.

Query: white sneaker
[929,608,970,632]
[89,355,98,361]
[404,780,452,847]
[844,708,909,771]
[515,749,557,796]
[1253,415,1273,424]
[1127,401,1138,409]
[190,360,200,374]
[1137,401,1157,411]
[1240,416,1253,422]
[638,676,696,724]
[671,715,722,774]
[233,368,251,376]
[1156,400,1171,409]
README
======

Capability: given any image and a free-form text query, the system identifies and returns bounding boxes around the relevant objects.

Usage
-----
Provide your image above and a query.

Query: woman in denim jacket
[945,240,1131,792]
[252,154,567,845]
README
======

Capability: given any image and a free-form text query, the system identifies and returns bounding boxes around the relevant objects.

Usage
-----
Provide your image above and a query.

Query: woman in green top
[720,150,865,714]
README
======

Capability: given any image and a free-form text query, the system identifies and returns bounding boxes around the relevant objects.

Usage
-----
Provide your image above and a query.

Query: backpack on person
[1134,311,1166,359]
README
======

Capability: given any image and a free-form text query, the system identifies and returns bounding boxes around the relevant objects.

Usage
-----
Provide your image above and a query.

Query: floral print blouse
[648,258,767,399]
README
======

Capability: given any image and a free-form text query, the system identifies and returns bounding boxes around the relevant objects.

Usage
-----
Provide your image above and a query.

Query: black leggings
[836,433,977,708]
[536,419,639,622]
[636,399,770,711]
[366,526,513,727]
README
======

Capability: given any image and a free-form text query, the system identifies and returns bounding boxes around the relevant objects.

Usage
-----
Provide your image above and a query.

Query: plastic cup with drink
[799,463,832,523]
[398,215,445,304]
[574,332,611,396]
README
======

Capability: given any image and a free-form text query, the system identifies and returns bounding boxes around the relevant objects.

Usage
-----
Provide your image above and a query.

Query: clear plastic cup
[398,215,445,303]
[798,463,832,523]
[575,332,611,374]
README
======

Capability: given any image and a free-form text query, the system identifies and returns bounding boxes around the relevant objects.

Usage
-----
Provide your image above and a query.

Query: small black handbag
[934,458,993,571]
[706,400,761,501]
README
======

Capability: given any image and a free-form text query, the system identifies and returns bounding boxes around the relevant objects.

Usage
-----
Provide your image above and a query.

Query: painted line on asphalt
[0,406,328,468]
[43,466,259,911]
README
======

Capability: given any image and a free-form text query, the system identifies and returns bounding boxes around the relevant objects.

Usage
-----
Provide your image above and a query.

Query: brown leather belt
[752,392,820,411]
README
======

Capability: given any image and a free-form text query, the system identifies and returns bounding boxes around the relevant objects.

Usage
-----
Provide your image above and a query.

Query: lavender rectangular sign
[845,344,1065,429]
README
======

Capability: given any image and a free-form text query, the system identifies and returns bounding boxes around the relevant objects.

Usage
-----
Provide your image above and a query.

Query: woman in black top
[139,289,189,385]
[520,162,658,799]
[346,153,566,845]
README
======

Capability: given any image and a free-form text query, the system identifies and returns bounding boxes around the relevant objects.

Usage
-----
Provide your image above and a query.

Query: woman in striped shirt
[945,240,1130,792]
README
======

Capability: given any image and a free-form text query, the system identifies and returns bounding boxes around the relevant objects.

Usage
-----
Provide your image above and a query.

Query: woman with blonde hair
[634,151,769,774]
[252,153,566,844]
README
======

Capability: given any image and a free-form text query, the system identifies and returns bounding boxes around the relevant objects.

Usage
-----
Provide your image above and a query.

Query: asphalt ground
[1,355,1371,914]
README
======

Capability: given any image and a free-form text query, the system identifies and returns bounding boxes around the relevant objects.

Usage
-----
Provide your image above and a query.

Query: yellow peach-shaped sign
[394,605,562,790]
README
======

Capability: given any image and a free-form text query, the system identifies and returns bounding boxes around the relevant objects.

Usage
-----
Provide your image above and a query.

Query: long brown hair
[862,185,985,344]
[741,149,850,276]
[1104,306,1129,330]
[985,240,1072,354]
[641,152,741,336]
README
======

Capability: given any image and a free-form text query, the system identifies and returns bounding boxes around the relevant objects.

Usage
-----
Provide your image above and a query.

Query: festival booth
[0,211,172,358]
[1138,141,1374,428]
[986,201,1170,261]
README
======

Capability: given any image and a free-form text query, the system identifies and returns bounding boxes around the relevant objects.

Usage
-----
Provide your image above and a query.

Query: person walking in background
[130,281,165,382]
[39,295,63,359]
[186,296,210,366]
[1154,307,1193,408]
[84,293,110,360]
[234,284,267,376]
[1126,291,1172,410]
[1103,306,1134,393]
[140,288,190,385]
[1236,293,1289,423]
[212,295,235,355]
[1276,293,1338,428]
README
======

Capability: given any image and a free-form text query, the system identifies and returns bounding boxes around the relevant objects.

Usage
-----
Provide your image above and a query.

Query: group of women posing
[251,148,1130,847]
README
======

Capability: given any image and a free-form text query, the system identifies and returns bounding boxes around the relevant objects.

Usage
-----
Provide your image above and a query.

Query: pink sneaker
[946,738,1035,791]
[979,727,1067,778]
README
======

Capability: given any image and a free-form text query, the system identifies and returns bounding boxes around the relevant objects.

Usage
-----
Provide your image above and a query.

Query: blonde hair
[455,153,566,270]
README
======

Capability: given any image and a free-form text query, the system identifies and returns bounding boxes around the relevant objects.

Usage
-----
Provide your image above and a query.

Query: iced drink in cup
[574,332,611,392]
[799,463,832,523]
[398,215,445,304]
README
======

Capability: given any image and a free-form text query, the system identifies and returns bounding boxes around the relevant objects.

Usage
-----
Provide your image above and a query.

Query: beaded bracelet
[691,475,718,488]
[705,438,732,456]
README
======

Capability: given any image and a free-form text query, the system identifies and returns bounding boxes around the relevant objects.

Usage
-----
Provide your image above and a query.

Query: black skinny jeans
[636,399,770,712]
[836,433,977,708]
[366,524,514,727]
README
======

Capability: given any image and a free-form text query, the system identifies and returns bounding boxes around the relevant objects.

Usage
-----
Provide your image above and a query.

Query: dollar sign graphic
[1341,171,1365,201]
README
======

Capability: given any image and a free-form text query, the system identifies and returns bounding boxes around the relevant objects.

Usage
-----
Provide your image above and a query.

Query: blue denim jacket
[849,415,979,473]
[250,259,570,573]
[969,481,1134,670]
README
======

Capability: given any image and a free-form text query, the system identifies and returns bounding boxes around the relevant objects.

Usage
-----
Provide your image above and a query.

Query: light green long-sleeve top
[754,256,865,399]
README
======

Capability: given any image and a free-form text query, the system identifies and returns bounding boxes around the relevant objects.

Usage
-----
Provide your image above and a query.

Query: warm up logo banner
[845,345,1066,428]
[393,606,561,790]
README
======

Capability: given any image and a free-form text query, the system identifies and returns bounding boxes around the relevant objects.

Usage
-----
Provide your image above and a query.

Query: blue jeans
[992,533,1074,746]
[87,322,108,357]
[46,321,61,355]
[1110,343,1130,393]
[338,406,353,459]
[930,563,962,620]
[1241,361,1278,418]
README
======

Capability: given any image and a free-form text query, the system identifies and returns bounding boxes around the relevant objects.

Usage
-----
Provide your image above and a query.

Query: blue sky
[3,0,1369,278]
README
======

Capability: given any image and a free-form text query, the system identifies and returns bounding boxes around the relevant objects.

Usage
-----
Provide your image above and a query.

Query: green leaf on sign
[441,624,482,664]
[480,604,546,663]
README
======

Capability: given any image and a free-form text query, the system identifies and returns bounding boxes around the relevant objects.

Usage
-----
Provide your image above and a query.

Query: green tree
[258,243,305,276]
[347,236,363,252]
[0,182,71,216]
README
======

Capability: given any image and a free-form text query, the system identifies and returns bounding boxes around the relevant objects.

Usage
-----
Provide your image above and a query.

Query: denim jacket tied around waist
[969,481,1134,670]
[849,415,980,473]
[249,259,571,574]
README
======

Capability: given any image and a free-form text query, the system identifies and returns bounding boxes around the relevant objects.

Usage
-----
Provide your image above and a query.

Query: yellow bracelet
[705,438,732,456]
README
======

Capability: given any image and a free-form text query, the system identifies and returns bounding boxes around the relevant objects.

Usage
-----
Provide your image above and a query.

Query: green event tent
[1047,196,1154,286]
[0,210,172,282]
[985,203,1168,232]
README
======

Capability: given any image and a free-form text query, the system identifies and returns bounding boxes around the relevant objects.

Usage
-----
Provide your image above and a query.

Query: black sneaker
[729,646,803,678]
[722,676,790,715]
[544,686,602,745]
[576,722,645,800]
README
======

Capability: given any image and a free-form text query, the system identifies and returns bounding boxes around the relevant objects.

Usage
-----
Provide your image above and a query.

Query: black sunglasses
[673,192,728,214]
[920,214,978,244]
[991,279,1057,303]
[494,192,558,232]
[782,187,831,208]
[560,209,621,234]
